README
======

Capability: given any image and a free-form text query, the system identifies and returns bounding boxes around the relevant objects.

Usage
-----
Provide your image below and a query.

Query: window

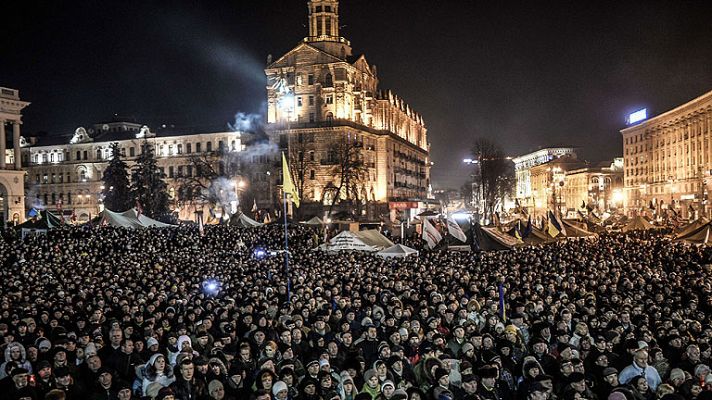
[177,166,184,176]
[42,154,48,163]
[297,97,302,107]
[83,151,88,160]
[169,166,174,178]
[315,5,322,12]
[296,74,303,86]
[177,144,183,154]
[76,151,81,160]
[196,143,202,153]
[121,148,126,157]
[96,149,102,159]
[309,96,314,106]
[50,153,55,163]
[187,165,193,177]
[43,174,48,184]
[51,193,56,205]
[67,173,71,183]
[130,147,135,157]
[44,194,48,206]
[59,174,63,183]
[219,141,224,151]
[79,169,87,182]
[187,143,192,153]
[326,95,333,104]
[206,142,212,152]
[51,173,56,183]
[309,151,315,162]
[309,113,315,123]
[308,74,314,85]
[310,170,315,179]
[324,73,333,86]
[35,174,40,184]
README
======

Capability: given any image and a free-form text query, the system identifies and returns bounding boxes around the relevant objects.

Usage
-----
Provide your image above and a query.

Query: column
[0,120,5,169]
[13,122,21,170]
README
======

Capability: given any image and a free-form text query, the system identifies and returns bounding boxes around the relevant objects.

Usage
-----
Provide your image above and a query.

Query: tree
[470,138,515,219]
[323,134,367,217]
[101,142,131,212]
[175,147,244,217]
[130,141,171,221]
[287,132,314,201]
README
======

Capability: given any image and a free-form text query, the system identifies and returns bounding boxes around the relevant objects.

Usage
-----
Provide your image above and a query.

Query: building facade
[528,156,585,218]
[265,0,430,213]
[0,87,28,225]
[24,120,245,222]
[621,90,712,218]
[562,158,624,214]
[512,147,577,215]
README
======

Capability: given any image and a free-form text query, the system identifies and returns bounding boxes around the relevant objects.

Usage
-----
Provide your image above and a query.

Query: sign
[627,108,647,125]
[389,201,418,210]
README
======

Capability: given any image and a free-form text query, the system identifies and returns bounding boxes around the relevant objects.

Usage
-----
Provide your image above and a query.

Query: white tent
[101,208,175,228]
[319,230,394,252]
[230,213,264,228]
[303,216,325,225]
[376,244,419,258]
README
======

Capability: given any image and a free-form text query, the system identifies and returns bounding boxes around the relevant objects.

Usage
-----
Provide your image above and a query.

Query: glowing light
[254,248,267,259]
[611,189,624,204]
[627,108,647,125]
[451,213,471,221]
[203,279,220,296]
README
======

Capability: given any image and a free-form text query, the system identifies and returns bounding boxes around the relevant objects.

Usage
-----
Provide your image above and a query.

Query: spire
[305,0,352,59]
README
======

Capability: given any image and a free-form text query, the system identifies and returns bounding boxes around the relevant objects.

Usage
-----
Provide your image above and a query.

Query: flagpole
[282,192,291,304]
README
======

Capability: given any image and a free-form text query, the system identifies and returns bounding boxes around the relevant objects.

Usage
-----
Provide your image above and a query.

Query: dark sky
[2,1,712,189]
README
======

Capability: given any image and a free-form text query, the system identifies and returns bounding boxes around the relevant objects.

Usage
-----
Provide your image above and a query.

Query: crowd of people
[0,223,711,400]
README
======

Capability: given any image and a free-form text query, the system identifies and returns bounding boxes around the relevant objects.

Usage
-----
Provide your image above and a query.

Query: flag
[498,283,507,322]
[282,152,300,208]
[513,220,523,242]
[523,216,532,238]
[649,200,655,210]
[57,199,64,225]
[422,218,442,249]
[71,209,77,223]
[251,198,258,213]
[264,213,272,224]
[581,200,586,209]
[547,210,562,238]
[135,200,143,219]
[446,217,467,243]
[198,214,205,237]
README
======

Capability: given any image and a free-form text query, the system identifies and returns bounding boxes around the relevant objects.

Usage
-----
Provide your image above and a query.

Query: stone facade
[512,147,577,215]
[265,0,430,209]
[562,159,624,214]
[23,120,245,222]
[621,90,712,218]
[529,156,585,217]
[0,87,28,225]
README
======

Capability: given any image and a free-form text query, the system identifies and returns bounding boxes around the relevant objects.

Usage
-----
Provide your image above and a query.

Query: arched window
[96,149,102,159]
[324,73,333,87]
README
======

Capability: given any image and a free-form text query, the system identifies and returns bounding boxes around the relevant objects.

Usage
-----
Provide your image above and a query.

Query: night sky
[2,1,712,189]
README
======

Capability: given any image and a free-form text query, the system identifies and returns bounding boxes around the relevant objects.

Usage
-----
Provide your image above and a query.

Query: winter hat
[382,380,395,390]
[669,368,685,381]
[602,367,618,377]
[340,371,354,385]
[272,380,288,395]
[363,369,377,382]
[461,343,475,354]
[208,380,223,394]
[607,392,627,400]
[146,337,159,348]
[434,367,449,382]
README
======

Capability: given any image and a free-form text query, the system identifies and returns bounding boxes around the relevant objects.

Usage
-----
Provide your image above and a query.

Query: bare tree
[176,148,243,215]
[323,134,367,217]
[287,132,314,200]
[471,138,515,219]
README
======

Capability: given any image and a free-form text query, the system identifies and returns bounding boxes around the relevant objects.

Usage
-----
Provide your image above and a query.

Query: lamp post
[463,158,481,221]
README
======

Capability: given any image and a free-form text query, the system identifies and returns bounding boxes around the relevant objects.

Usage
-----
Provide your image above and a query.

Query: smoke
[205,177,239,216]
[25,185,46,210]
[228,111,264,133]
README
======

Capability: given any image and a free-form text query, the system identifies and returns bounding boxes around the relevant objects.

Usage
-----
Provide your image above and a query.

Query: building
[562,158,624,214]
[23,118,246,222]
[0,87,28,225]
[265,0,430,217]
[512,147,577,215]
[528,156,585,218]
[621,90,712,218]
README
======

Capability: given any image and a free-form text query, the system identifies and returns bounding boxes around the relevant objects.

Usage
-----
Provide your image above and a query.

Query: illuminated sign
[388,201,418,210]
[627,108,647,125]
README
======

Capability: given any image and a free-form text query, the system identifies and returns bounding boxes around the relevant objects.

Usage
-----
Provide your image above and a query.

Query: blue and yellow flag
[281,152,300,208]
[547,210,562,237]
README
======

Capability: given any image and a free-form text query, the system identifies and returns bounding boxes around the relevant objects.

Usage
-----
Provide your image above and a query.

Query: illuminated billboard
[627,108,647,125]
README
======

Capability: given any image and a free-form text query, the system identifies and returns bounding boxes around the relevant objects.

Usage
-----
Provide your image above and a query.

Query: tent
[319,229,394,252]
[229,213,264,228]
[16,210,64,230]
[376,244,419,258]
[100,208,175,228]
[506,224,555,245]
[621,216,655,233]
[302,216,325,226]
[473,224,520,251]
[675,220,712,245]
[675,218,709,237]
[561,220,597,238]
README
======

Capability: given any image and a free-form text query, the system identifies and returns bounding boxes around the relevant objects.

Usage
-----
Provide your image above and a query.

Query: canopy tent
[302,216,325,226]
[559,220,597,238]
[472,224,520,251]
[675,218,710,237]
[376,244,419,258]
[675,220,712,245]
[319,229,394,252]
[100,208,175,228]
[229,213,264,228]
[417,210,439,218]
[505,223,555,245]
[16,210,64,230]
[621,216,655,233]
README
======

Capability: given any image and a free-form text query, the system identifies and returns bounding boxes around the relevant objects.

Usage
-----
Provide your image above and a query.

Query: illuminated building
[23,118,244,222]
[0,87,28,225]
[562,159,624,214]
[512,147,576,215]
[529,156,585,217]
[265,0,430,214]
[621,89,712,218]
